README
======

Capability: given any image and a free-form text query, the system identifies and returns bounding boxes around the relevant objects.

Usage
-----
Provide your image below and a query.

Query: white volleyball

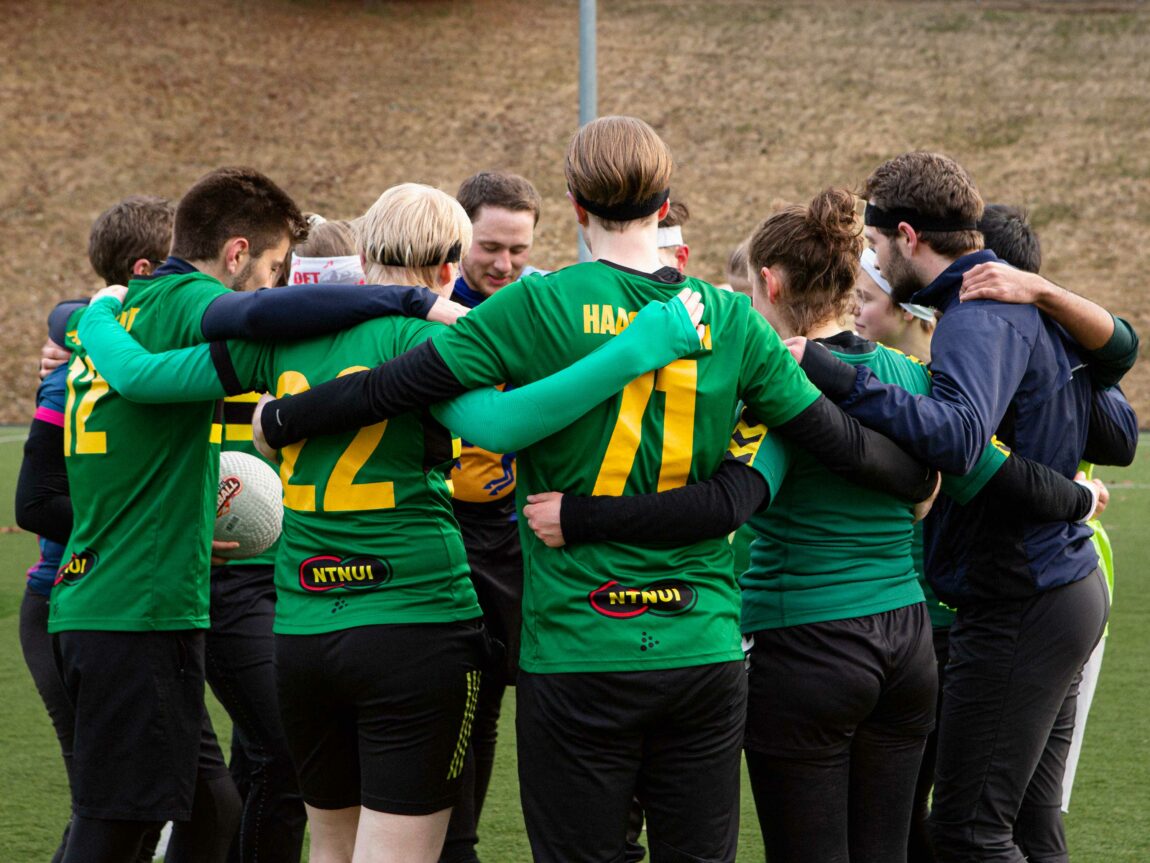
[214,451,284,560]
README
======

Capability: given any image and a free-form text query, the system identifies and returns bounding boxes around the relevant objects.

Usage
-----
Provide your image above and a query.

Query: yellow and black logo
[298,555,393,593]
[588,579,698,619]
[55,549,98,586]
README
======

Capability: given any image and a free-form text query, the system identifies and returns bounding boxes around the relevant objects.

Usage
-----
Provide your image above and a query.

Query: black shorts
[275,619,486,815]
[55,629,208,821]
[516,661,746,863]
[743,602,937,757]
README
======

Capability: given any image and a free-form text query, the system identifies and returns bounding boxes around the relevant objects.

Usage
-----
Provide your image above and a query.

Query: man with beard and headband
[790,151,1138,863]
[49,167,468,863]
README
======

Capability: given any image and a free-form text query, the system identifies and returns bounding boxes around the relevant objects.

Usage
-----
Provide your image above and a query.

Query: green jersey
[431,262,820,673]
[50,272,228,632]
[734,339,1007,633]
[228,317,480,635]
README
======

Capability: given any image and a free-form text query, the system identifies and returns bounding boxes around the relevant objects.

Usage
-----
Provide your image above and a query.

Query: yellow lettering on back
[601,305,616,335]
[311,567,328,583]
[583,304,600,334]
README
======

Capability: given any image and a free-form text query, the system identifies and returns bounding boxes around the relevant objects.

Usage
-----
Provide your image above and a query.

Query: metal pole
[577,0,596,262]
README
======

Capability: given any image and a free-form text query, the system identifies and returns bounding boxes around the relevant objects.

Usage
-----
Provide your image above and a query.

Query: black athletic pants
[909,624,952,863]
[206,564,306,862]
[928,569,1109,863]
[743,603,937,863]
[517,661,746,863]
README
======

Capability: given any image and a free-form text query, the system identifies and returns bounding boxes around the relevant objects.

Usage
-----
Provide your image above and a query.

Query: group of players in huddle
[16,115,1138,863]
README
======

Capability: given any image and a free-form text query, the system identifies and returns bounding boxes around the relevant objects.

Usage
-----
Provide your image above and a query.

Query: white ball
[214,450,284,560]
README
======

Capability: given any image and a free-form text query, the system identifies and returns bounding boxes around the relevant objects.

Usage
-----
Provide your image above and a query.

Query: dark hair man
[791,151,1138,863]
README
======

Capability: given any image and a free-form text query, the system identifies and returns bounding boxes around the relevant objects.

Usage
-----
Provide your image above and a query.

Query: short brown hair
[564,115,673,233]
[456,171,542,225]
[748,188,863,336]
[864,152,983,257]
[170,167,308,262]
[294,219,357,259]
[88,195,174,286]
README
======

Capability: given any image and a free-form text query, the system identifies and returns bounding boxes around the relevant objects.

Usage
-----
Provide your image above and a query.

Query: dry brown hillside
[1,0,1146,425]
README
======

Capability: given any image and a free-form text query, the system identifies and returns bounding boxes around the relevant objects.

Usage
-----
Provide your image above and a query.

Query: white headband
[289,253,366,286]
[656,225,683,248]
[859,248,935,323]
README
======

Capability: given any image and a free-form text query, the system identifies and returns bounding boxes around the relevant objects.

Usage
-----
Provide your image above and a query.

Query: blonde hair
[564,115,673,233]
[357,183,473,290]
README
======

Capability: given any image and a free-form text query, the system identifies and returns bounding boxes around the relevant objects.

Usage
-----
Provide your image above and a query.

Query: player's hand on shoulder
[252,392,278,460]
[427,295,469,326]
[672,287,706,343]
[960,262,1048,305]
[92,284,129,306]
[524,492,565,548]
[38,338,70,380]
[783,336,808,363]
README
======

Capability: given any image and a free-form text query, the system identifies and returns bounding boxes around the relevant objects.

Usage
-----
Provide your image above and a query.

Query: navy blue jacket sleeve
[826,306,1032,475]
[200,283,437,340]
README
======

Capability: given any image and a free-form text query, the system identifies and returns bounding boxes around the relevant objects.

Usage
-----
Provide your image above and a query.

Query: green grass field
[2,429,1147,861]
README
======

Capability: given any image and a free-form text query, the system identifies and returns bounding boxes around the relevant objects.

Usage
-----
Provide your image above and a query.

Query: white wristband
[1074,478,1100,522]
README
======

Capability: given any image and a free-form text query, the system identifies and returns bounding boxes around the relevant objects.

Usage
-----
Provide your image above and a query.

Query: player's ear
[223,237,249,274]
[897,222,918,255]
[566,190,590,228]
[674,244,690,273]
[761,266,781,305]
[656,198,671,221]
[436,261,455,290]
[131,258,155,277]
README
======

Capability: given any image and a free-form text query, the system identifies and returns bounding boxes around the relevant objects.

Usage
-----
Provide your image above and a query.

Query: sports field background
[2,432,1148,860]
[0,0,1147,425]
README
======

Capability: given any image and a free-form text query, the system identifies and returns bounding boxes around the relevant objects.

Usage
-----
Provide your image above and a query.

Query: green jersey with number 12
[50,272,229,633]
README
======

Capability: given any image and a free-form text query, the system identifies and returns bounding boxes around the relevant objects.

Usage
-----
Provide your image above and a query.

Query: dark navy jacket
[833,251,1106,603]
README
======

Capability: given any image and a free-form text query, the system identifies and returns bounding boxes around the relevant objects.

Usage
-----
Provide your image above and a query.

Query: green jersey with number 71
[432,261,821,673]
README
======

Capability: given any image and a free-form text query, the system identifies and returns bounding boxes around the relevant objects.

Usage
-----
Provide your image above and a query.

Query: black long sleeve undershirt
[15,419,72,544]
[562,458,769,545]
[559,442,1093,547]
[260,340,466,450]
[200,282,437,340]
[978,454,1093,522]
[773,396,938,503]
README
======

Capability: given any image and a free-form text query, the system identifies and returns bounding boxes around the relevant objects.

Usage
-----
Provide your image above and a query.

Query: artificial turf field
[2,429,1147,861]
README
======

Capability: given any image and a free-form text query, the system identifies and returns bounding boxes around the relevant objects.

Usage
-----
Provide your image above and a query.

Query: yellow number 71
[592,358,698,496]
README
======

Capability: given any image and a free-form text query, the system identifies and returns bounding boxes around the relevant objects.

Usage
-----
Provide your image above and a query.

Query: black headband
[864,202,978,233]
[373,241,462,268]
[573,188,670,222]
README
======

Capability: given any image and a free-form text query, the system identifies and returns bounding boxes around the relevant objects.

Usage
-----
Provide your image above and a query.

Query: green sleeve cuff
[941,437,1009,504]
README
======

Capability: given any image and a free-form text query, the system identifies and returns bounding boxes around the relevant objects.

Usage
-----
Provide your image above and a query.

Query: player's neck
[586,221,664,274]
